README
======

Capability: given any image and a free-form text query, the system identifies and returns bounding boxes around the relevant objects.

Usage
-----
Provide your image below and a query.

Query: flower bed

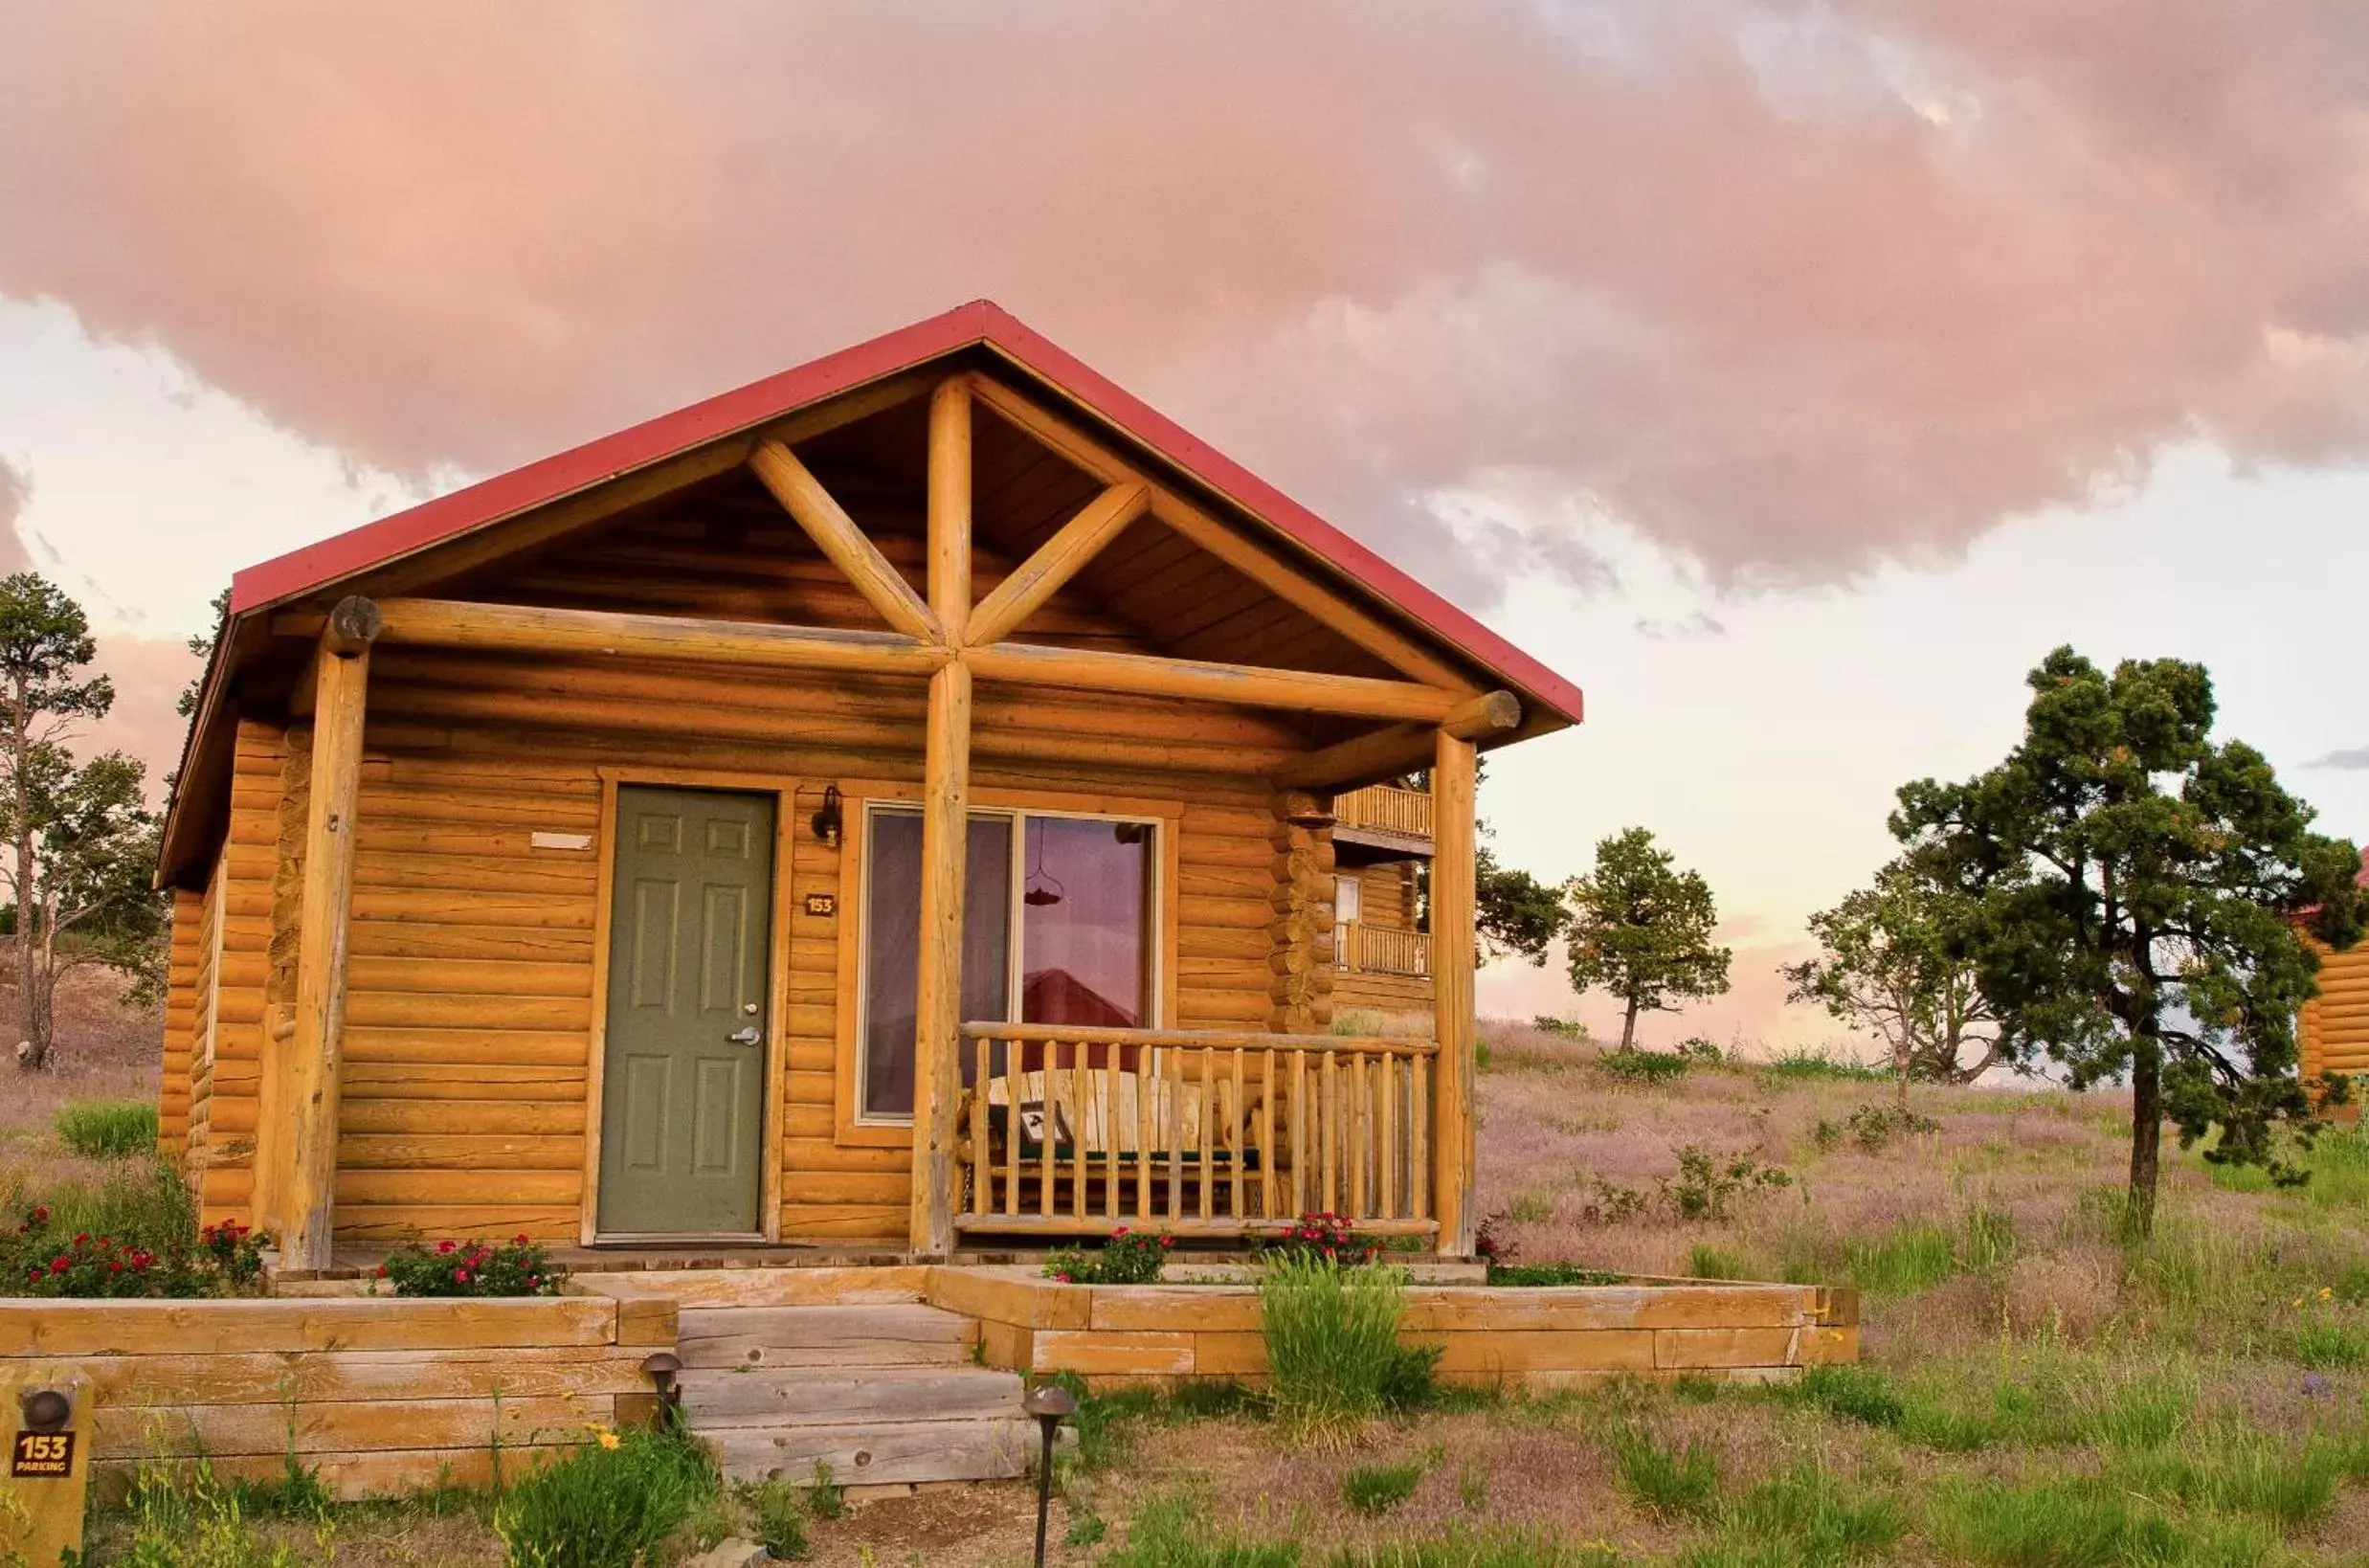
[378,1234,566,1297]
[927,1266,1859,1389]
[1,1205,265,1299]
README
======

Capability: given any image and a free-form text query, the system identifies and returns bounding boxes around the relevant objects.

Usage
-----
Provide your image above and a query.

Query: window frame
[846,795,1170,1131]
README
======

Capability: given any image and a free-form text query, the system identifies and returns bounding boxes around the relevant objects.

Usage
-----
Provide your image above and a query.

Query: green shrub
[1342,1461,1423,1514]
[1687,1245,1749,1280]
[1786,1365,1904,1428]
[1261,1255,1420,1444]
[1599,1048,1691,1084]
[802,1458,846,1519]
[1044,1226,1174,1284]
[736,1477,809,1559]
[56,1098,159,1159]
[379,1234,564,1296]
[1662,1146,1790,1221]
[1606,1425,1720,1520]
[491,1425,718,1568]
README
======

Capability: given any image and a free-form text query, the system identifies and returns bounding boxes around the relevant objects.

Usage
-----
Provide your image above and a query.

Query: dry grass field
[24,1000,2369,1566]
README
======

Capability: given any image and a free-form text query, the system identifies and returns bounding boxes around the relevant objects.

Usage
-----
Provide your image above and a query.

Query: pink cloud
[0,459,31,576]
[2,4,2366,602]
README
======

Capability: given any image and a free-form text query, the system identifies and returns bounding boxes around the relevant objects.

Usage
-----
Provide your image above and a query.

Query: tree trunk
[11,685,38,1071]
[1620,996,1640,1053]
[2126,1030,2163,1239]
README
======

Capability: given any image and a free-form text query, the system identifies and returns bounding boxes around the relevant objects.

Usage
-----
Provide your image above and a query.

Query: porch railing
[1338,923,1430,977]
[1333,783,1434,841]
[955,1023,1439,1238]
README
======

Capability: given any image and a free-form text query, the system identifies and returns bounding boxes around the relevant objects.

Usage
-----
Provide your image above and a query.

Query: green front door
[597,787,775,1237]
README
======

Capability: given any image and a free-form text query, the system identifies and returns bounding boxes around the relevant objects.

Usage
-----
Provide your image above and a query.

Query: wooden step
[675,1303,977,1370]
[704,1417,1038,1487]
[679,1366,1023,1428]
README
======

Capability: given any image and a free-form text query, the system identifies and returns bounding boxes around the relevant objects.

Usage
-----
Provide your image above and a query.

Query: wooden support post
[1429,727,1477,1257]
[912,381,973,1256]
[929,378,972,642]
[280,596,378,1272]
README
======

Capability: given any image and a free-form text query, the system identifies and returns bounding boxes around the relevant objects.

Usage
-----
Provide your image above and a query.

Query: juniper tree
[1892,647,2366,1234]
[1564,826,1732,1052]
[1783,857,2017,1104]
[0,574,162,1068]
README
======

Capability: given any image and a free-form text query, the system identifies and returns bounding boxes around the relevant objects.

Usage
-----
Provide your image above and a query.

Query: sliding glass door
[857,804,1157,1122]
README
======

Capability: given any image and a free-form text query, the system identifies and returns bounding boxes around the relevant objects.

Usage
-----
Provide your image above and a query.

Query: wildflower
[2302,1371,2334,1400]
[2317,1287,2334,1303]
[597,1430,621,1451]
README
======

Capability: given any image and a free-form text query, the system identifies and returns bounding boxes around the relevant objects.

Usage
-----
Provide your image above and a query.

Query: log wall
[2304,935,2369,1117]
[0,1294,673,1501]
[182,512,1324,1245]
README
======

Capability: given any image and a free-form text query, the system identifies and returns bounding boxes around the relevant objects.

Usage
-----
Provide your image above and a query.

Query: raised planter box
[0,1294,677,1500]
[927,1266,1859,1388]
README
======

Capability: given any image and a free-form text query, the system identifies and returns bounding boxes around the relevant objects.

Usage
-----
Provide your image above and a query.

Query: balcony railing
[1333,783,1434,841]
[954,1023,1439,1238]
[1337,922,1430,978]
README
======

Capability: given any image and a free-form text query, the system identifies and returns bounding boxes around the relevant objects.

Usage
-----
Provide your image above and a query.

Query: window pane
[860,810,1014,1118]
[1020,817,1151,1030]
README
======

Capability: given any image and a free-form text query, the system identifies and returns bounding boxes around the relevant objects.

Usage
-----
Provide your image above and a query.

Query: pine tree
[1563,827,1732,1051]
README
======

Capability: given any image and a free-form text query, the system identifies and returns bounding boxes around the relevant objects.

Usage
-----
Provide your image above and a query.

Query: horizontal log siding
[185,720,283,1227]
[331,663,1290,1244]
[158,889,203,1162]
[2304,936,2369,1085]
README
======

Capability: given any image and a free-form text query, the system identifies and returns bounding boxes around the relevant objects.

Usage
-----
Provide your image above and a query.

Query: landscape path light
[1022,1381,1078,1568]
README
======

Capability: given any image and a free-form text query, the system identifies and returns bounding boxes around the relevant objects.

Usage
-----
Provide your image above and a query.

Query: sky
[3,1,2366,1057]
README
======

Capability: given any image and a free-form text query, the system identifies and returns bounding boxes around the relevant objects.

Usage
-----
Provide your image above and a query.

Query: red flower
[436,1240,458,1255]
[374,1265,389,1278]
[31,1206,48,1222]
[50,1258,68,1274]
[109,1261,123,1274]
[1054,1272,1073,1284]
[1159,1236,1174,1247]
[513,1233,530,1246]
[455,1268,472,1284]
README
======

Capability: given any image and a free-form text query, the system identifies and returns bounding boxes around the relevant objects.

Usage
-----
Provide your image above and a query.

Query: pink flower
[455,1268,472,1284]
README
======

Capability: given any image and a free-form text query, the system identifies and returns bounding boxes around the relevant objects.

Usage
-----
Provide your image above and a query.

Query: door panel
[598,786,775,1236]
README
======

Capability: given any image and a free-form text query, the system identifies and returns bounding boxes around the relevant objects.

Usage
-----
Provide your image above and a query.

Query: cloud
[3,3,2368,603]
[2307,748,2369,771]
[86,636,201,802]
[0,457,30,575]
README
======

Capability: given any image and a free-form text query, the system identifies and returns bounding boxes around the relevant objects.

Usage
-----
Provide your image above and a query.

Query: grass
[1,1155,194,1249]
[1680,1462,1907,1566]
[1687,1244,1750,1279]
[1842,1222,1958,1295]
[54,1096,159,1159]
[1107,1493,1631,1566]
[1486,1262,1623,1287]
[1606,1426,1720,1520]
[1260,1256,1434,1445]
[1342,1461,1424,1514]
[490,1424,718,1568]
[1762,1048,1890,1083]
[1924,1475,2283,1567]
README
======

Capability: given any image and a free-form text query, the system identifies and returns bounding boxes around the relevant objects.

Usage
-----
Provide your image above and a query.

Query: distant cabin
[2302,847,2369,1121]
[154,301,1583,1266]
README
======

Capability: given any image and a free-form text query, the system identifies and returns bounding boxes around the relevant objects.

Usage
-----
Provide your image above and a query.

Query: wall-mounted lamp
[811,784,843,848]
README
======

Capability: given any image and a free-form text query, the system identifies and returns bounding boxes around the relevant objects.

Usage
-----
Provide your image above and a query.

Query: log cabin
[154,301,1584,1270]
[2302,846,2369,1123]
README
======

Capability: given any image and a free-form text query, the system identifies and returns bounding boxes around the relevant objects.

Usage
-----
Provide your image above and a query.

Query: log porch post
[1429,727,1478,1257]
[281,596,380,1273]
[910,379,972,1255]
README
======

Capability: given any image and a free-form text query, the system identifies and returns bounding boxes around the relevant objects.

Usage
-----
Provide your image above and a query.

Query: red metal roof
[228,300,1584,722]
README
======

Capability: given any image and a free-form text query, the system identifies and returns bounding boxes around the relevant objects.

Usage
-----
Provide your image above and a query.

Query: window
[857,803,1158,1122]
[1333,874,1362,967]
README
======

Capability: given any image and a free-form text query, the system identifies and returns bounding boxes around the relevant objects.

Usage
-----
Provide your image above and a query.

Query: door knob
[728,1026,762,1045]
